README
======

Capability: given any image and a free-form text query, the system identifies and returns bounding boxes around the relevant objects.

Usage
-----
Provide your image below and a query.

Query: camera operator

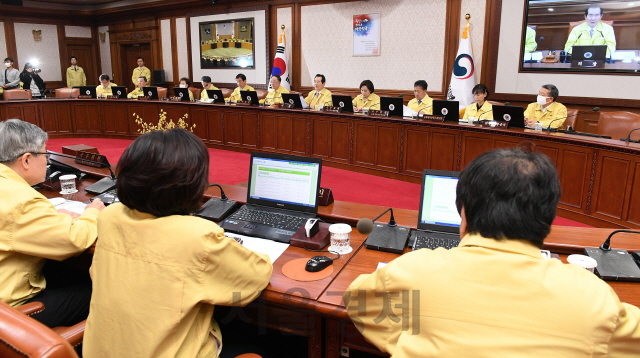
[19,63,45,99]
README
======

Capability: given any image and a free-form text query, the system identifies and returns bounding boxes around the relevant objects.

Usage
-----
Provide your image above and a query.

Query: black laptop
[492,104,526,128]
[206,89,225,103]
[380,96,403,117]
[331,94,354,113]
[142,86,159,100]
[281,93,306,109]
[433,100,460,122]
[571,45,607,68]
[173,87,191,101]
[410,169,462,251]
[75,86,96,98]
[220,152,322,243]
[111,86,127,99]
[240,90,259,105]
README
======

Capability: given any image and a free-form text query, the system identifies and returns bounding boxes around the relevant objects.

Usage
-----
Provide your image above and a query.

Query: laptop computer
[206,89,225,103]
[173,87,191,101]
[240,90,259,105]
[331,94,354,113]
[571,45,607,68]
[281,93,306,109]
[433,100,460,122]
[220,152,322,243]
[75,86,97,98]
[111,86,127,99]
[492,104,526,128]
[142,86,159,100]
[380,96,403,117]
[410,169,462,251]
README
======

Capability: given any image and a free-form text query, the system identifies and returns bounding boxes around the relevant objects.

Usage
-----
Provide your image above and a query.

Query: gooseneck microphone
[196,183,240,221]
[582,229,640,282]
[600,229,640,251]
[547,107,599,133]
[357,207,410,254]
[621,127,640,143]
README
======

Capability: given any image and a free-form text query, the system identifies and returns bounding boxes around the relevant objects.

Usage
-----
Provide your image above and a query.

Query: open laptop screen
[248,154,321,211]
[419,170,461,231]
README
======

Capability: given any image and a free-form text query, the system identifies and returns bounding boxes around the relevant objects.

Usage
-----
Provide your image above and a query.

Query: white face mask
[4,63,10,68]
[537,95,549,106]
[179,84,187,88]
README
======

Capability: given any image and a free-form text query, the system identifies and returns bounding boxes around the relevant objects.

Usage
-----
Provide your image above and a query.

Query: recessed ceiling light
[548,8,554,11]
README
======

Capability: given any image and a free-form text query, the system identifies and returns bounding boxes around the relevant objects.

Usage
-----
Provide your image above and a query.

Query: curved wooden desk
[4,97,640,231]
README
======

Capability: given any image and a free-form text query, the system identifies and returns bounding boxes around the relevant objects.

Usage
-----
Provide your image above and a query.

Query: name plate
[480,120,509,129]
[106,95,120,99]
[279,103,295,109]
[322,106,343,113]
[368,110,389,117]
[571,59,604,68]
[235,100,252,106]
[75,151,108,168]
[78,95,92,99]
[169,97,182,102]
[421,115,446,122]
[137,96,150,100]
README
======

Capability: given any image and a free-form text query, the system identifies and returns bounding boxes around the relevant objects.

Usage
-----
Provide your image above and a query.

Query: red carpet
[46,138,593,228]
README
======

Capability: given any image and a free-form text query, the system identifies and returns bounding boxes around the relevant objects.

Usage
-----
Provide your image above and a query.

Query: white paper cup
[328,223,353,254]
[363,108,370,115]
[567,254,598,273]
[534,122,543,131]
[59,174,78,194]
[467,117,475,124]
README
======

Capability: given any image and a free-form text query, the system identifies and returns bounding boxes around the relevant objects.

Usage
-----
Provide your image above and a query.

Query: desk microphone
[547,107,599,133]
[47,151,117,194]
[476,109,493,122]
[583,229,640,282]
[357,208,410,254]
[196,184,239,222]
[621,127,640,143]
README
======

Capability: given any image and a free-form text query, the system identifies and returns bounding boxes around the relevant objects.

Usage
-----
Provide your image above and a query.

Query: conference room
[1,0,640,357]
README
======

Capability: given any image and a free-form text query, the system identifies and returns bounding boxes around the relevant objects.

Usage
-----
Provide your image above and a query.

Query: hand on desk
[86,198,106,212]
[525,118,536,127]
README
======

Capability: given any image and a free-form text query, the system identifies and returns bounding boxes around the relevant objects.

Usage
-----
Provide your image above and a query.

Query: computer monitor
[240,90,259,105]
[571,45,607,68]
[173,87,191,101]
[331,95,354,113]
[433,100,460,122]
[206,89,225,103]
[110,86,127,99]
[75,86,96,98]
[281,93,306,109]
[142,86,159,100]
[492,105,526,128]
[247,153,322,214]
[417,169,461,233]
[380,96,403,117]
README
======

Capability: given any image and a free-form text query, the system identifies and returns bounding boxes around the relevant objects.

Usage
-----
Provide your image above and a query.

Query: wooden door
[121,43,152,92]
[67,44,97,86]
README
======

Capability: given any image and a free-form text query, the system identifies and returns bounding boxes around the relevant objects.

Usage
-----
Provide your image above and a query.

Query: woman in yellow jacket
[352,80,380,112]
[83,128,273,358]
[462,84,493,121]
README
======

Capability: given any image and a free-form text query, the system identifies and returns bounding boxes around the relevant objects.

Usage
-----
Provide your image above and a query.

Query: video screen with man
[521,1,640,74]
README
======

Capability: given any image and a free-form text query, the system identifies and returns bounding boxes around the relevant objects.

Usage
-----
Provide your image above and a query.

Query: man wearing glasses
[0,119,105,328]
[564,6,616,57]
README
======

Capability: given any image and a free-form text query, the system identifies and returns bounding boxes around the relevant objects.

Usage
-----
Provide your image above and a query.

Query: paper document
[49,198,87,215]
[403,105,417,117]
[376,262,388,271]
[225,232,289,263]
[299,95,308,109]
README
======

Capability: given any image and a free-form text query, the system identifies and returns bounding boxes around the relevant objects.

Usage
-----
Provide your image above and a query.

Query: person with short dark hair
[260,74,289,106]
[226,73,255,102]
[408,80,433,115]
[352,80,380,111]
[177,77,194,101]
[463,84,492,120]
[96,74,118,98]
[344,147,640,356]
[564,6,616,57]
[524,84,567,129]
[200,75,219,101]
[1,58,21,96]
[131,57,151,87]
[304,74,332,109]
[66,56,86,88]
[83,128,273,358]
[127,76,148,99]
[19,63,45,98]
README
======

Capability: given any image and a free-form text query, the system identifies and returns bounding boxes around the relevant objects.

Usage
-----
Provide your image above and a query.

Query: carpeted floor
[46,138,593,228]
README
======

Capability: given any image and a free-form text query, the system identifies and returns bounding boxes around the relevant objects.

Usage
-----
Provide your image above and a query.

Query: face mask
[4,63,10,68]
[537,95,548,106]
[179,84,187,88]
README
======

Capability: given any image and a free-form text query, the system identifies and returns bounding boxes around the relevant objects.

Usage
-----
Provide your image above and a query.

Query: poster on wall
[353,14,380,56]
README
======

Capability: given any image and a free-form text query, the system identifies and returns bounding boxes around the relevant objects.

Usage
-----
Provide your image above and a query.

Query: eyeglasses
[15,151,51,163]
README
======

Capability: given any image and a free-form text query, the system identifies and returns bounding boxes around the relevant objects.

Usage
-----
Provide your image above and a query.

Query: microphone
[196,184,240,222]
[621,127,640,143]
[477,109,493,122]
[368,103,380,109]
[504,102,510,106]
[48,151,117,195]
[582,229,640,281]
[547,107,599,133]
[357,208,410,254]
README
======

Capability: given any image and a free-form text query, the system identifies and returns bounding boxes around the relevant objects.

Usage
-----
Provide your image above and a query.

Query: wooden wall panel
[225,111,242,146]
[56,105,72,133]
[103,103,130,135]
[593,154,630,221]
[402,127,429,175]
[241,112,258,148]
[291,116,308,155]
[311,118,330,158]
[429,131,457,171]
[129,104,157,137]
[375,126,400,171]
[276,115,293,152]
[330,120,350,163]
[353,123,375,166]
[41,104,59,133]
[208,110,224,145]
[190,108,208,142]
[626,162,640,226]
[22,106,39,126]
[461,135,492,169]
[557,149,590,210]
[6,106,22,121]
[260,113,277,150]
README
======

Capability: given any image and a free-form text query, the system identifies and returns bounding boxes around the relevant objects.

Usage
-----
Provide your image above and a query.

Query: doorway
[121,43,152,92]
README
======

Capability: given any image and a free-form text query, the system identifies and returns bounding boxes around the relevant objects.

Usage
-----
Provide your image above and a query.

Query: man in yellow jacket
[564,6,616,57]
[525,26,537,53]
[226,73,255,103]
[96,74,118,98]
[127,76,148,99]
[524,84,567,129]
[260,74,289,106]
[131,57,151,87]
[0,119,104,328]
[305,74,332,110]
[200,76,219,101]
[66,56,86,88]
[407,80,433,115]
[344,147,640,357]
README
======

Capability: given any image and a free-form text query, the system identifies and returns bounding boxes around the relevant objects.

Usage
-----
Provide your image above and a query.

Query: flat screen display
[199,18,255,69]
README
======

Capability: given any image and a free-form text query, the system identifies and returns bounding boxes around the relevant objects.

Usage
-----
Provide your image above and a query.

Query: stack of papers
[224,232,289,263]
[48,198,87,215]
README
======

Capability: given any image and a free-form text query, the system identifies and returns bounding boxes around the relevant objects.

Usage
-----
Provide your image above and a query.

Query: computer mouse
[305,256,333,272]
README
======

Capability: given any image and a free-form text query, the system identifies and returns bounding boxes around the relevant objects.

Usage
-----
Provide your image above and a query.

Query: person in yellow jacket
[96,74,118,98]
[0,119,105,328]
[200,76,219,101]
[463,84,493,121]
[407,80,433,115]
[352,80,380,111]
[127,76,147,99]
[524,84,567,129]
[66,56,86,87]
[131,57,151,87]
[564,6,616,57]
[175,77,194,101]
[344,147,640,358]
[226,73,255,103]
[83,128,273,358]
[305,74,332,110]
[525,26,537,53]
[260,74,289,106]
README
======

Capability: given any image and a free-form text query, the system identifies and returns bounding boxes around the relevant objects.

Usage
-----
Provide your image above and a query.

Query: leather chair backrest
[0,300,78,358]
[157,87,168,99]
[487,100,504,106]
[564,108,579,129]
[255,89,268,100]
[4,89,32,101]
[568,20,614,37]
[220,88,233,98]
[188,87,202,100]
[55,88,80,99]
[458,108,466,119]
[288,90,299,95]
[596,111,640,141]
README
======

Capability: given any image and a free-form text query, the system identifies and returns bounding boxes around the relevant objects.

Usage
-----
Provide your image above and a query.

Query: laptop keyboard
[229,206,307,231]
[413,235,460,250]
